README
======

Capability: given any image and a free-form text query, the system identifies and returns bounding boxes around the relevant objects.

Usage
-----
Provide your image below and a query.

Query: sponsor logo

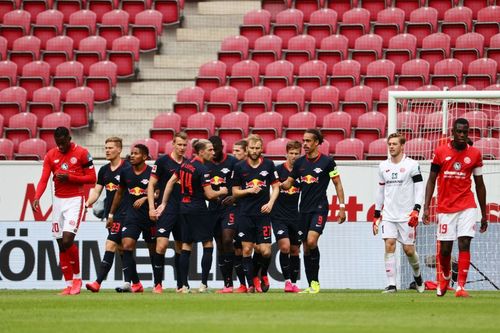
[277,230,284,235]
[152,165,157,173]
[158,228,166,233]
[391,173,398,179]
[464,157,471,164]
[210,176,226,186]
[453,162,461,171]
[245,179,266,188]
[129,187,147,196]
[259,171,269,177]
[280,186,300,195]
[69,220,76,226]
[400,168,405,173]
[61,163,69,170]
[122,227,127,231]
[221,168,230,174]
[300,175,319,184]
[105,183,119,191]
[70,157,77,164]
[54,159,59,163]
[238,232,245,238]
[141,179,149,185]
[313,168,323,174]
[115,175,120,181]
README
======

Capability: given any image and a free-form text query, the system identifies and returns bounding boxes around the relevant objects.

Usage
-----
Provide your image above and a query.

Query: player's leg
[380,220,399,293]
[217,227,236,293]
[289,244,301,292]
[121,223,142,292]
[52,197,72,294]
[86,235,119,292]
[398,223,424,293]
[273,218,292,291]
[237,215,256,291]
[179,241,193,293]
[436,212,457,296]
[256,216,272,292]
[200,240,214,293]
[455,208,476,297]
[302,213,327,293]
[233,241,247,293]
[153,213,176,293]
[212,212,226,291]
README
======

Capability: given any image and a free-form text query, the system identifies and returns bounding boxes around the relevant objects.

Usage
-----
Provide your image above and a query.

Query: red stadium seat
[228,59,260,100]
[361,0,388,21]
[29,86,61,126]
[0,1,16,27]
[341,85,373,127]
[0,36,6,61]
[397,111,420,140]
[335,138,364,160]
[285,111,317,141]
[365,138,387,160]
[441,6,473,46]
[55,0,82,23]
[308,85,339,126]
[384,33,417,74]
[9,36,41,75]
[87,0,114,22]
[19,60,50,100]
[85,60,117,103]
[185,112,216,139]
[241,86,273,126]
[405,137,433,160]
[283,34,316,75]
[0,138,14,160]
[14,138,47,160]
[239,9,272,49]
[322,111,351,153]
[75,36,107,76]
[317,34,348,73]
[330,59,361,100]
[326,0,355,22]
[62,86,94,129]
[42,36,74,75]
[149,112,181,154]
[474,6,500,47]
[195,60,227,101]
[0,86,27,126]
[305,8,337,48]
[64,10,96,49]
[250,35,283,75]
[462,110,489,140]
[418,33,451,73]
[464,58,498,91]
[173,86,204,127]
[218,112,250,149]
[130,9,163,52]
[293,0,321,22]
[252,112,283,147]
[38,112,72,149]
[218,35,249,75]
[474,137,500,160]
[485,33,500,74]
[206,86,238,127]
[261,60,293,101]
[338,8,370,48]
[376,84,407,116]
[5,112,38,151]
[451,32,484,73]
[108,35,140,78]
[274,86,305,127]
[295,59,326,101]
[363,59,395,99]
[0,10,31,48]
[271,9,304,48]
[354,111,387,152]
[265,137,289,160]
[154,0,182,26]
[98,9,130,49]
[0,60,17,90]
[373,7,405,48]
[428,0,455,20]
[32,9,64,49]
[397,59,430,90]
[430,58,463,90]
[52,61,84,100]
[121,0,146,23]
[405,7,438,48]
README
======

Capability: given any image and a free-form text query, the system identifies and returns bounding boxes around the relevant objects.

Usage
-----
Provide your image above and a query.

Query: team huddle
[32,118,488,297]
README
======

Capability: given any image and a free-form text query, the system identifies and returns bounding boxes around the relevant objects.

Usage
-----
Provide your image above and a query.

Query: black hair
[209,135,223,148]
[133,143,149,158]
[304,128,323,144]
[54,126,70,138]
[453,118,469,129]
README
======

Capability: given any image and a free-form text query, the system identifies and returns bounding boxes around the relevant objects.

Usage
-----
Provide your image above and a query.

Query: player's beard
[249,152,261,161]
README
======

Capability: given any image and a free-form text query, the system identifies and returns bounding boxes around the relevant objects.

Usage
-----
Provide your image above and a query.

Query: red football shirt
[35,143,96,199]
[432,142,483,213]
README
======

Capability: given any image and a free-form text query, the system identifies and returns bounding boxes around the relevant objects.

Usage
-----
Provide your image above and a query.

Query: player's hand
[133,197,147,209]
[222,196,235,206]
[107,216,114,228]
[219,187,228,196]
[261,202,273,214]
[338,207,346,224]
[55,173,69,182]
[480,216,488,233]
[248,186,261,194]
[408,210,419,227]
[156,203,165,217]
[372,217,381,235]
[32,199,40,212]
[423,207,431,225]
[149,208,158,221]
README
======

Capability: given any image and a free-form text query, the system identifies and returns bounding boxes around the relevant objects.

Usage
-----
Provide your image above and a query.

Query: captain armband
[473,167,483,176]
[329,168,339,178]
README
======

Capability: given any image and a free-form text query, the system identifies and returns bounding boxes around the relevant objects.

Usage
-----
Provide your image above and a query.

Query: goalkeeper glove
[373,210,381,236]
[408,205,421,227]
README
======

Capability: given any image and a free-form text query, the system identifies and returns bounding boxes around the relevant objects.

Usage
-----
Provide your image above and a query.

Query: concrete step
[183,14,244,28]
[198,1,260,15]
[139,67,198,80]
[157,41,221,56]
[130,81,193,95]
[106,108,166,121]
[154,54,216,69]
[176,28,238,42]
[116,95,175,109]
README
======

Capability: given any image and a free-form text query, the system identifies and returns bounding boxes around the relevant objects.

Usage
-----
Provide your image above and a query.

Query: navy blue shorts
[181,213,216,243]
[122,218,156,243]
[107,220,123,244]
[237,214,272,244]
[156,212,182,240]
[272,217,301,245]
[299,212,328,241]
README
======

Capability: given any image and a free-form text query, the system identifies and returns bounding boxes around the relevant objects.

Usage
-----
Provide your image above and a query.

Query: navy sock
[153,252,164,286]
[217,254,225,285]
[122,250,139,284]
[304,254,312,286]
[201,247,213,286]
[252,252,262,278]
[96,251,114,284]
[234,255,246,285]
[242,256,254,287]
[260,255,271,276]
[223,252,235,288]
[310,247,320,283]
[175,252,182,289]
[179,250,191,287]
[290,255,300,283]
[279,252,291,280]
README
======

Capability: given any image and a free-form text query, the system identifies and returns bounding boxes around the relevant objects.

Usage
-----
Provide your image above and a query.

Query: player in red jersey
[424,118,488,298]
[32,127,97,295]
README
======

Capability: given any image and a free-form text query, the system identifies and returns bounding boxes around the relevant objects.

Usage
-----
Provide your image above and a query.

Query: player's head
[194,139,214,162]
[286,140,302,165]
[173,132,188,158]
[54,127,72,153]
[387,133,406,158]
[303,129,323,156]
[130,144,149,166]
[191,138,199,157]
[246,134,263,161]
[233,140,247,161]
[452,118,470,147]
[104,137,122,161]
[209,135,224,161]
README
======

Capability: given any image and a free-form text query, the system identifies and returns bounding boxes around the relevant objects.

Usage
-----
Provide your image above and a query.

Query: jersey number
[179,170,193,196]
[52,223,59,233]
[228,213,235,225]
[262,225,271,237]
[440,224,448,234]
[110,222,121,233]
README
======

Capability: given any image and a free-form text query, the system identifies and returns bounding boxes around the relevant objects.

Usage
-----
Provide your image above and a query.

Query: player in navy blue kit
[272,140,302,293]
[147,132,188,294]
[205,136,239,293]
[156,140,228,293]
[281,129,347,294]
[232,135,280,293]
[85,137,131,292]
[107,144,155,293]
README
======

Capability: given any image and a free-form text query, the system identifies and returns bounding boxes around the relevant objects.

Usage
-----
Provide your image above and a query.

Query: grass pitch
[1,289,499,333]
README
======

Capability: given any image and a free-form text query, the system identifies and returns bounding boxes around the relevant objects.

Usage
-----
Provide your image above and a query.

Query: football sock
[223,252,235,288]
[234,255,246,285]
[458,251,470,288]
[439,253,452,278]
[242,256,254,287]
[279,252,291,280]
[290,255,300,284]
[252,252,262,278]
[179,250,191,287]
[175,252,182,289]
[309,247,320,282]
[303,254,312,286]
[260,255,271,277]
[217,254,225,284]
[59,251,73,284]
[153,252,164,286]
[122,250,139,284]
[67,243,81,279]
[96,251,115,284]
[201,247,213,286]
[407,251,421,277]
[384,252,396,286]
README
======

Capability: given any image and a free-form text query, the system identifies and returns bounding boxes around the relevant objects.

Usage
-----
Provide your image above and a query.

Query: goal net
[388,90,500,290]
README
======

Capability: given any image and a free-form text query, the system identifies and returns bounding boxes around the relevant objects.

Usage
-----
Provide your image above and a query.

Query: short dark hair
[286,140,302,152]
[454,118,469,129]
[133,143,149,157]
[304,128,323,144]
[193,139,211,154]
[234,140,247,150]
[387,133,406,145]
[209,135,223,148]
[54,127,70,138]
[174,131,188,142]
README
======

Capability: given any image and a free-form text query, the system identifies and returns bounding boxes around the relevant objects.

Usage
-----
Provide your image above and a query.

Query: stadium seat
[0,114,3,136]
[251,112,283,147]
[404,137,433,160]
[87,0,114,22]
[218,112,250,149]
[32,9,64,49]
[361,0,388,21]
[285,111,317,141]
[0,138,14,160]
[430,58,463,90]
[428,0,455,20]
[0,36,6,61]
[474,6,500,47]
[418,33,451,73]
[322,111,351,153]
[108,35,140,78]
[271,9,304,48]
[74,36,107,76]
[491,113,500,139]
[55,0,82,23]
[0,86,27,126]
[351,34,383,75]
[261,60,294,101]
[329,59,361,100]
[19,60,50,100]
[405,7,438,48]
[131,138,160,160]
[397,111,420,140]
[64,10,96,49]
[451,32,484,74]
[14,138,47,160]
[228,60,260,100]
[5,112,37,151]
[98,9,130,49]
[274,86,305,127]
[29,86,61,126]
[9,36,41,75]
[185,112,216,139]
[325,0,354,22]
[365,137,387,160]
[384,33,417,74]
[305,8,337,48]
[250,35,283,75]
[353,111,387,152]
[239,9,272,49]
[0,1,16,27]
[341,85,373,127]
[240,86,273,126]
[62,86,94,129]
[283,34,316,75]
[307,85,339,126]
[363,59,395,100]
[295,60,327,101]
[195,60,227,101]
[52,61,84,100]
[293,0,322,22]
[338,8,370,49]
[474,137,500,160]
[0,60,17,90]
[485,33,500,74]
[441,6,473,46]
[397,59,430,90]
[206,86,238,127]
[149,112,181,154]
[265,137,289,160]
[335,138,364,160]
[218,35,250,75]
[317,34,348,73]
[376,84,407,116]
[373,7,405,48]
[121,0,147,23]
[0,9,31,49]
[463,58,498,91]
[421,111,454,142]
[154,0,183,26]
[85,60,117,103]
[173,86,204,127]
[42,35,74,75]
[130,9,163,52]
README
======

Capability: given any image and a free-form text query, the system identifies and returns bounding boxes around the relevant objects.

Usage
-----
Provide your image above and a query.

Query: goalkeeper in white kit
[373,133,425,293]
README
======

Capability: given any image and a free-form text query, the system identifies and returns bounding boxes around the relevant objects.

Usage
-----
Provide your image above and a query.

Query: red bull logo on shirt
[245,179,266,189]
[105,183,119,191]
[210,176,226,186]
[128,187,147,196]
[280,186,300,195]
[300,175,319,184]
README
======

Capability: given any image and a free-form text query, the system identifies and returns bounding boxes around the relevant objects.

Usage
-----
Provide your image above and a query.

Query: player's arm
[373,170,384,235]
[261,181,280,214]
[147,175,159,220]
[86,184,104,208]
[473,171,488,233]
[232,185,261,198]
[423,164,440,224]
[33,156,52,212]
[204,184,228,200]
[280,176,294,191]
[330,166,346,224]
[408,166,424,227]
[107,186,125,228]
[64,154,97,184]
[156,173,178,216]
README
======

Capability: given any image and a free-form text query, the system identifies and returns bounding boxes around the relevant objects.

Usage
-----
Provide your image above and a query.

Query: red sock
[59,251,73,282]
[458,251,470,288]
[439,253,451,278]
[67,244,80,276]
